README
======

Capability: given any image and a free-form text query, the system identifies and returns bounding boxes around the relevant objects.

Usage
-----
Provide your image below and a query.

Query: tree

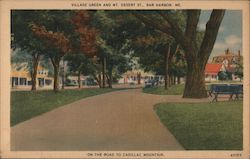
[64,54,96,88]
[107,11,187,89]
[134,33,181,89]
[11,10,48,90]
[93,11,132,88]
[96,37,132,88]
[31,10,98,91]
[234,59,243,81]
[133,10,225,98]
[31,22,72,91]
[71,10,98,57]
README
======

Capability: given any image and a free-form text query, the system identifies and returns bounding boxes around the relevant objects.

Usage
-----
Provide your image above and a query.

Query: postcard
[0,0,249,158]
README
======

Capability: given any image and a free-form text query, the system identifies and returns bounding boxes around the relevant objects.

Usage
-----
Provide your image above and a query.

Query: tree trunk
[137,72,141,85]
[177,76,181,84]
[172,76,175,85]
[168,73,173,87]
[53,64,59,92]
[183,61,207,98]
[97,74,102,88]
[109,73,113,88]
[106,74,110,87]
[50,57,60,92]
[78,71,81,89]
[169,74,172,87]
[31,54,40,91]
[106,74,112,88]
[93,74,102,88]
[102,57,106,88]
[164,44,170,90]
[61,60,65,90]
[107,67,113,88]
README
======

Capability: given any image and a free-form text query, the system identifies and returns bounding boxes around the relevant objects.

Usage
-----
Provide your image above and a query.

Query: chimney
[238,50,241,57]
[225,48,229,55]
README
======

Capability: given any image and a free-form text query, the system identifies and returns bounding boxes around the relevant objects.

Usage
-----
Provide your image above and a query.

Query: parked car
[144,79,159,88]
[85,78,98,86]
[65,80,78,86]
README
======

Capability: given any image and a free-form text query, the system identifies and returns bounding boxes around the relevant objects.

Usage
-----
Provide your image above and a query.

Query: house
[118,68,168,85]
[226,64,242,81]
[11,63,54,89]
[212,48,242,67]
[205,48,243,81]
[205,63,226,82]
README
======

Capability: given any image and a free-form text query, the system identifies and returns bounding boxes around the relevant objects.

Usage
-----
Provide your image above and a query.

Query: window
[28,81,32,85]
[12,77,18,86]
[45,79,52,85]
[19,78,27,85]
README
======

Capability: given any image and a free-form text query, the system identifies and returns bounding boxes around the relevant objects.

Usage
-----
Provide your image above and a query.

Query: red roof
[205,64,222,74]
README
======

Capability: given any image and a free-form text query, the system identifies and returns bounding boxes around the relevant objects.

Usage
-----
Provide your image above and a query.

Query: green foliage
[154,101,243,150]
[11,49,31,63]
[109,11,188,77]
[64,53,96,76]
[93,11,133,78]
[234,59,243,80]
[218,71,232,80]
[11,10,51,55]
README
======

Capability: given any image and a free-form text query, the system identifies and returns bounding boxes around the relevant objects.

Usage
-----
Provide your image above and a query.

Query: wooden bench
[208,84,227,97]
[209,84,243,102]
[230,84,243,100]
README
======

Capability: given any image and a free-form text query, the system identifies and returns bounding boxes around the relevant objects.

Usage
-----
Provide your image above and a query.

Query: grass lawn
[143,84,215,95]
[143,84,185,95]
[11,88,123,126]
[154,101,243,150]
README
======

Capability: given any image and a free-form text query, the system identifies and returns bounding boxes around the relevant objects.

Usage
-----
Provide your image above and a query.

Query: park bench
[209,84,243,102]
[230,84,243,100]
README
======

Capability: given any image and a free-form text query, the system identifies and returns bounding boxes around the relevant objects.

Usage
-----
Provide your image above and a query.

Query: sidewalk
[11,88,210,151]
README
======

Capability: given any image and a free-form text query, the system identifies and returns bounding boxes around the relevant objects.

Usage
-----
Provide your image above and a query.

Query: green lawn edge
[143,84,185,95]
[154,101,243,150]
[11,88,126,126]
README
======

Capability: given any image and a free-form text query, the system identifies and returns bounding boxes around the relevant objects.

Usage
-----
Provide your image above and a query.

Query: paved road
[11,88,210,151]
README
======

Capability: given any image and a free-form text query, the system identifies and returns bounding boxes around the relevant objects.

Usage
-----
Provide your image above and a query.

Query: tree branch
[50,57,56,67]
[158,11,185,44]
[132,12,173,36]
[199,10,226,68]
[158,11,195,59]
[169,44,180,60]
[185,10,201,41]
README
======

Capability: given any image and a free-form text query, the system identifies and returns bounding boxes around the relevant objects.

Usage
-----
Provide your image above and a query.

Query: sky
[198,10,242,59]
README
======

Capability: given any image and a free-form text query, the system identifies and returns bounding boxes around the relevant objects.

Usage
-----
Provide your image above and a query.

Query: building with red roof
[205,63,226,82]
[204,48,243,82]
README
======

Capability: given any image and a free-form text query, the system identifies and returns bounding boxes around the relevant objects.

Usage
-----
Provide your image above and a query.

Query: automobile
[85,78,98,86]
[65,81,78,86]
[144,79,159,88]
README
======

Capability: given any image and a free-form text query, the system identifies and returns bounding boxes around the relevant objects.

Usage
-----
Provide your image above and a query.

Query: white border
[0,0,249,158]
